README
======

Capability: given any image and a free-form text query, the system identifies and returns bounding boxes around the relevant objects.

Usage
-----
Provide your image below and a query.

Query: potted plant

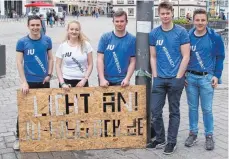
[173,18,193,31]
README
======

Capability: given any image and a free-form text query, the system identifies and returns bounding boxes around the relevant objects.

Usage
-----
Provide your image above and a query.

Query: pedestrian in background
[184,9,225,151]
[97,10,136,87]
[46,10,50,26]
[39,14,46,35]
[147,1,190,155]
[56,20,93,90]
[14,15,54,150]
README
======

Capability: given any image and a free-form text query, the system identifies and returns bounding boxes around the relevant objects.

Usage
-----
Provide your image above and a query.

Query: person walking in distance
[184,9,225,151]
[147,1,190,155]
[56,20,93,90]
[14,15,54,150]
[97,10,136,87]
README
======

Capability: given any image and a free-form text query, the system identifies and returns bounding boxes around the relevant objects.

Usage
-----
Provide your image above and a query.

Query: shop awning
[25,2,54,7]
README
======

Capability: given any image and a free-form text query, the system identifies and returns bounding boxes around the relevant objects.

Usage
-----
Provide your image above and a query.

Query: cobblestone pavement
[0,16,228,159]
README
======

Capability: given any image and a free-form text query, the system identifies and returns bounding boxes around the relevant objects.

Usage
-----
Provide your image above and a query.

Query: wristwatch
[47,74,53,78]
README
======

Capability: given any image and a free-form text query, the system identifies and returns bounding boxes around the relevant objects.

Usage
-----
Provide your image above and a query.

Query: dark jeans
[16,82,50,138]
[59,79,89,88]
[151,77,185,144]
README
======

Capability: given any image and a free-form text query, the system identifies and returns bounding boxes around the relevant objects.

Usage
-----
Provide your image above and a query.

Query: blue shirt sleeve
[214,34,225,79]
[149,30,156,46]
[180,29,190,45]
[16,39,24,52]
[97,34,106,54]
[47,37,52,50]
[130,37,136,57]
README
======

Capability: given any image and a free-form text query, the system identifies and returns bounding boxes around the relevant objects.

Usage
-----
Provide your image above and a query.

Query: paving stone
[0,127,7,133]
[20,153,39,159]
[2,153,17,159]
[0,132,14,137]
[0,148,14,155]
[37,152,54,159]
[0,142,6,149]
[4,136,15,143]
[6,142,14,148]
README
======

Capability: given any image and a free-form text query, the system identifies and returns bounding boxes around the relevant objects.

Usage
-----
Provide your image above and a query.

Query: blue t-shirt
[149,25,190,78]
[188,31,214,74]
[16,35,52,82]
[97,31,136,83]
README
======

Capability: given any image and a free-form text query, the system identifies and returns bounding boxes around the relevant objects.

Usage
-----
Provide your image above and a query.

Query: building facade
[112,0,206,18]
[0,0,27,16]
[0,0,53,16]
[53,0,112,15]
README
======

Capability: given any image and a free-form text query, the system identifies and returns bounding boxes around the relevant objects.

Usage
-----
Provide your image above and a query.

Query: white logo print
[106,45,115,51]
[195,52,206,70]
[34,55,47,73]
[191,45,196,52]
[27,49,35,55]
[156,40,163,46]
[112,52,121,73]
[162,47,175,68]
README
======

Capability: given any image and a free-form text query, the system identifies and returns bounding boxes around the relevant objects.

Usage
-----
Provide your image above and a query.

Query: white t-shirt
[56,41,93,80]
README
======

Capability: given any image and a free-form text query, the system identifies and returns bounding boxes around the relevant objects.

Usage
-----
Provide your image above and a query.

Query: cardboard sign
[17,85,146,152]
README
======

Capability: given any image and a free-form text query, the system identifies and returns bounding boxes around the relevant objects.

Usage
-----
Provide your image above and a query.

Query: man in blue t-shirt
[147,2,190,155]
[184,9,225,151]
[97,10,136,86]
[14,15,54,150]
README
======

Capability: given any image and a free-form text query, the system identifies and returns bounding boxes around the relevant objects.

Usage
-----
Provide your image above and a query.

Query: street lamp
[178,0,180,19]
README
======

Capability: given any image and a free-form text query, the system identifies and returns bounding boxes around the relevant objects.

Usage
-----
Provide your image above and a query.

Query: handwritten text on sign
[17,85,146,152]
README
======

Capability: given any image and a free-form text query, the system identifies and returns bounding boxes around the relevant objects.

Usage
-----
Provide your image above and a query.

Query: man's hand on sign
[21,82,29,94]
[121,78,130,87]
[76,78,87,87]
[100,78,109,87]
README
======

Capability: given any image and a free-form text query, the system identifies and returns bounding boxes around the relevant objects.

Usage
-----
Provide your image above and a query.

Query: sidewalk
[0,16,228,159]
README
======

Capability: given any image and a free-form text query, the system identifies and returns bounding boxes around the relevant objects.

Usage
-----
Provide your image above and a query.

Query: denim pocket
[172,77,185,90]
[206,74,213,83]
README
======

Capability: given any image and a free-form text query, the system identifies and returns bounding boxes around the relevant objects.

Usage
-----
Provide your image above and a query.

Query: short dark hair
[27,15,42,25]
[158,1,173,12]
[113,10,128,21]
[193,9,208,21]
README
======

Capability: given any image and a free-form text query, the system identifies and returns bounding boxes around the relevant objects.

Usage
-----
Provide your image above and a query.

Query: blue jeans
[151,76,185,144]
[185,72,214,136]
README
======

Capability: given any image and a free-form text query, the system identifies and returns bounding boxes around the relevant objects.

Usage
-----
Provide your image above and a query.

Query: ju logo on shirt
[27,49,35,55]
[106,45,115,51]
[65,52,72,57]
[156,40,163,46]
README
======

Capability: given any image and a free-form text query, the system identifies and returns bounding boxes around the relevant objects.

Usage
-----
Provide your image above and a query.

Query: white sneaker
[13,139,20,150]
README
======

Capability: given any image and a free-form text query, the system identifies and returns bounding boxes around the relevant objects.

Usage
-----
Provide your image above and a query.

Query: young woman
[56,20,93,91]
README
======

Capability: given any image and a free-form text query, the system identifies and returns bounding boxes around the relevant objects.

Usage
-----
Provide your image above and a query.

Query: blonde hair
[65,20,89,53]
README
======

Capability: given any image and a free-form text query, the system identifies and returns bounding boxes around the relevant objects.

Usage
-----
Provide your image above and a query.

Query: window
[117,0,124,4]
[180,8,185,17]
[155,8,159,17]
[127,0,134,4]
[128,8,134,16]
